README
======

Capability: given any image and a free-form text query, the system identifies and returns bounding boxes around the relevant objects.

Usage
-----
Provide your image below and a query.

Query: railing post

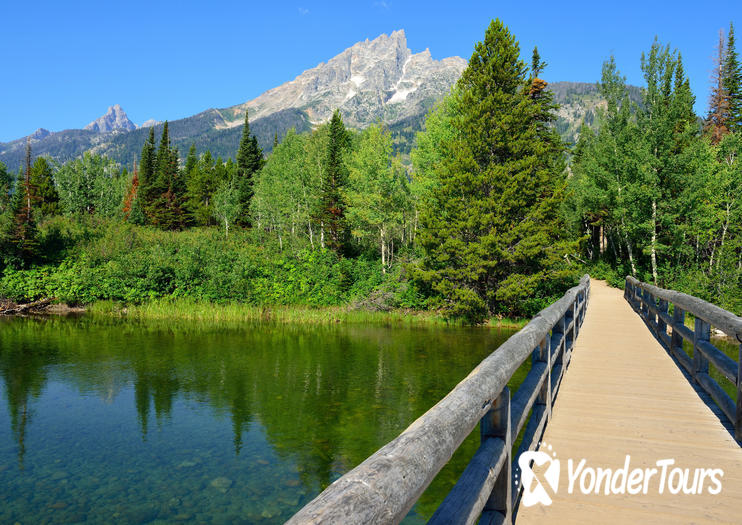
[736,343,742,442]
[657,299,668,336]
[536,336,552,421]
[481,387,511,522]
[553,313,565,359]
[693,317,710,381]
[671,307,685,360]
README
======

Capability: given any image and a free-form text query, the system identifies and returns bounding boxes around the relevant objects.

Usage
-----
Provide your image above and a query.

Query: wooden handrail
[624,276,742,442]
[287,275,590,525]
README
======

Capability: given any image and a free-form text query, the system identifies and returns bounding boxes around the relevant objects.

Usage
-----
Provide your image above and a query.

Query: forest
[0,20,740,322]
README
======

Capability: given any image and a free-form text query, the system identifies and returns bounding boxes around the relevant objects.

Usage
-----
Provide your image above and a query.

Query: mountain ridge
[0,33,638,171]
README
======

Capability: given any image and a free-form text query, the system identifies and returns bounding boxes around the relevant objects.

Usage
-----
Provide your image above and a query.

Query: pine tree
[145,122,187,229]
[318,109,351,254]
[29,157,59,217]
[273,132,279,150]
[138,126,157,213]
[723,22,742,131]
[413,19,572,322]
[184,143,198,178]
[235,110,264,226]
[3,139,39,267]
[705,31,730,144]
[0,161,11,214]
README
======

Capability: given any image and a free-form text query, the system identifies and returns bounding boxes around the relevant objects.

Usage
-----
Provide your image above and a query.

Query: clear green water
[0,316,518,524]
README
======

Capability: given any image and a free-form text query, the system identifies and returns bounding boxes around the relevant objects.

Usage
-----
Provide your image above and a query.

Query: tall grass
[88,297,527,328]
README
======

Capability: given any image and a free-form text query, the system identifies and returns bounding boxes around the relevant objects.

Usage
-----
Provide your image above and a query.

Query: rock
[84,104,136,133]
[240,30,467,129]
[210,477,233,493]
[124,505,158,524]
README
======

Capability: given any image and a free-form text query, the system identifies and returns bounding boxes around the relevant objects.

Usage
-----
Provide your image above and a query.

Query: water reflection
[0,316,515,523]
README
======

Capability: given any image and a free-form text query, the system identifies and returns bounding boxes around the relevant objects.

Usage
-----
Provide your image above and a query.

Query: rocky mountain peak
[235,30,467,128]
[84,104,136,133]
[30,128,51,140]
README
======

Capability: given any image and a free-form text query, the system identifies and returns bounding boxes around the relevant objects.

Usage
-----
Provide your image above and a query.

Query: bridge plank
[516,280,742,525]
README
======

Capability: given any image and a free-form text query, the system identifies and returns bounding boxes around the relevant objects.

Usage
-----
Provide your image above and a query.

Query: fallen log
[1,298,55,315]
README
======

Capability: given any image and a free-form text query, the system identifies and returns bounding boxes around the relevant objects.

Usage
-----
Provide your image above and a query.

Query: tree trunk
[716,202,731,270]
[380,227,386,273]
[650,199,658,284]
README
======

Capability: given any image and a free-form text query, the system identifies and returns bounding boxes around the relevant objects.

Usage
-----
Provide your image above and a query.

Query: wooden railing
[287,275,591,525]
[625,276,742,442]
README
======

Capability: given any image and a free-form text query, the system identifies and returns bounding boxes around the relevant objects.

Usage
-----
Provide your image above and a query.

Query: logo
[519,444,560,507]
[516,443,725,508]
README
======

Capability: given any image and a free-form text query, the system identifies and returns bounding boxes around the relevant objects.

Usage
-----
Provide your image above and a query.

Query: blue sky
[1,0,740,142]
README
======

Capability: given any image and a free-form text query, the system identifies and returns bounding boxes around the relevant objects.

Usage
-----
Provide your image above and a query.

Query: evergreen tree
[138,127,157,208]
[723,23,742,132]
[184,143,198,178]
[705,31,730,144]
[273,132,279,150]
[0,161,13,215]
[318,109,351,254]
[146,122,188,229]
[413,19,573,322]
[3,140,38,267]
[235,110,264,226]
[29,157,59,217]
[186,150,226,226]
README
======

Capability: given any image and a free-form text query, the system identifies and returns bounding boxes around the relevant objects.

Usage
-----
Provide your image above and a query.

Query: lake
[0,316,518,524]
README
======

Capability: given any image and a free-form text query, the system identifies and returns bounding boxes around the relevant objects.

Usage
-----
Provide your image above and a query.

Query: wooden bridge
[288,277,742,525]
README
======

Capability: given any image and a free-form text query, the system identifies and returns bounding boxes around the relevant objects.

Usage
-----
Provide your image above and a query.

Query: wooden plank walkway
[517,279,742,525]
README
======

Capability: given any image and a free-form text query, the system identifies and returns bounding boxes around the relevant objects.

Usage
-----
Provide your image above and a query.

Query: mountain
[139,119,160,128]
[0,30,465,170]
[0,31,641,171]
[233,29,467,128]
[84,104,136,133]
[549,81,644,145]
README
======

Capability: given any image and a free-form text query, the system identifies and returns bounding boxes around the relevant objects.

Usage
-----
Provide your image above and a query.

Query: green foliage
[724,23,742,132]
[235,110,264,226]
[29,157,59,217]
[566,41,741,314]
[186,151,226,226]
[346,124,412,270]
[212,178,241,237]
[2,174,39,269]
[0,222,402,308]
[0,162,12,215]
[251,129,319,247]
[54,152,127,217]
[318,110,351,254]
[412,19,575,322]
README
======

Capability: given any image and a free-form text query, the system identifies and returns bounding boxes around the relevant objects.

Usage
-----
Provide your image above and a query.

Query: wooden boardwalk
[517,280,742,525]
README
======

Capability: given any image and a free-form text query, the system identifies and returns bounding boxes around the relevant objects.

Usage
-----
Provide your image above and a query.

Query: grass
[88,297,528,329]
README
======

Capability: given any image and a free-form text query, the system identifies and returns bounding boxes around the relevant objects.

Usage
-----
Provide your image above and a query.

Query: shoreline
[1,297,527,329]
